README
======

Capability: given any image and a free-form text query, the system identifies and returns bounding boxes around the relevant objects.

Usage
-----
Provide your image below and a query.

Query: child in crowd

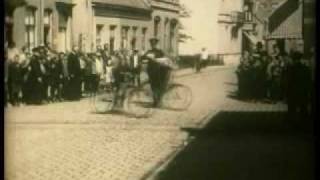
[105,60,114,90]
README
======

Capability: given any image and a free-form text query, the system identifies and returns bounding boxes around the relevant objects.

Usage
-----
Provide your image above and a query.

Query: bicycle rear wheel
[126,88,154,118]
[161,84,193,111]
[93,86,114,113]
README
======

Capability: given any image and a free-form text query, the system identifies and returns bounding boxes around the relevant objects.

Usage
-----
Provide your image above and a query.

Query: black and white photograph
[4,0,316,179]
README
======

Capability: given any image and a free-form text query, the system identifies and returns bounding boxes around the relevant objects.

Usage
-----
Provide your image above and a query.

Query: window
[131,27,138,50]
[169,22,176,53]
[44,9,53,46]
[164,20,169,51]
[96,25,103,47]
[121,26,129,49]
[154,17,160,37]
[142,28,147,51]
[243,4,252,22]
[25,7,37,50]
[58,12,69,52]
[109,25,116,53]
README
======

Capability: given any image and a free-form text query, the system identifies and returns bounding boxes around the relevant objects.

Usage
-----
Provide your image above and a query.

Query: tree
[178,3,193,43]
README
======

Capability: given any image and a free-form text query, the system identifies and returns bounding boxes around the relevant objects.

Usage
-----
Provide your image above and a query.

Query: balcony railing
[218,11,245,24]
[230,11,245,23]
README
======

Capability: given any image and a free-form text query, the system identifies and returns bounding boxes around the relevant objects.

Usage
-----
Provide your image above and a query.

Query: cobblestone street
[5,66,288,180]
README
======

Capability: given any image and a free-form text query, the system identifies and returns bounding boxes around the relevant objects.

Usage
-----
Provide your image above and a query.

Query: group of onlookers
[4,42,144,107]
[237,42,315,119]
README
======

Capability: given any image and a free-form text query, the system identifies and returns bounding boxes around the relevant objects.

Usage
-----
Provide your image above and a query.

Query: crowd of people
[5,37,175,108]
[236,42,314,119]
[4,42,145,107]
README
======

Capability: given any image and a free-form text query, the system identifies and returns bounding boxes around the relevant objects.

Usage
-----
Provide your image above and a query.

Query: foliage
[178,3,193,43]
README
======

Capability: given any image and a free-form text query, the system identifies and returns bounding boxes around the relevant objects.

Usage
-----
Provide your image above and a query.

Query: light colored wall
[72,0,95,52]
[12,7,27,49]
[217,0,243,65]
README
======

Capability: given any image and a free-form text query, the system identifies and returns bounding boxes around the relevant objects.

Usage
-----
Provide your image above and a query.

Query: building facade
[72,0,180,56]
[149,0,180,57]
[217,0,244,65]
[11,0,75,52]
[242,0,284,53]
[217,0,308,62]
[8,0,180,57]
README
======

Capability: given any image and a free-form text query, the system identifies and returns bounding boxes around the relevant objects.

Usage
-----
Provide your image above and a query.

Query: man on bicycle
[142,38,173,107]
[111,51,131,108]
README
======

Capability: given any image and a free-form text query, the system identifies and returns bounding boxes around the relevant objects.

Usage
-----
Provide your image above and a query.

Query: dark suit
[67,52,81,100]
[286,61,311,120]
[25,56,43,104]
[8,61,22,105]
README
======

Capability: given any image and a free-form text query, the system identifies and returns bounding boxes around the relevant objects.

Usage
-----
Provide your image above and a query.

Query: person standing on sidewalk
[286,51,311,123]
[67,46,82,100]
[26,48,44,105]
[194,54,201,73]
[200,47,209,69]
[7,54,22,106]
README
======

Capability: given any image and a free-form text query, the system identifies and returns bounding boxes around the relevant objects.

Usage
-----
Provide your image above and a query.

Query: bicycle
[92,64,193,118]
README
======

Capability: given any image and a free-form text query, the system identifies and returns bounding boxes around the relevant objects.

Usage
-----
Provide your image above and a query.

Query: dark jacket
[67,52,81,77]
[286,62,311,103]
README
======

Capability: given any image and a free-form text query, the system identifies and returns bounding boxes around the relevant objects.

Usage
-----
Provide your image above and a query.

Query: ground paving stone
[5,66,288,180]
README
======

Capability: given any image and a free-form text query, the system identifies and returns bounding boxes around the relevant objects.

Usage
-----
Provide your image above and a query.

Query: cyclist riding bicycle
[111,51,132,108]
[142,38,176,107]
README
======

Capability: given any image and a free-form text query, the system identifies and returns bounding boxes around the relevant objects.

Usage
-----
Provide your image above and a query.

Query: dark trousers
[87,74,100,95]
[8,82,21,106]
[237,72,250,99]
[84,75,92,93]
[68,76,81,100]
[25,79,43,105]
[270,78,282,101]
[132,68,141,86]
[148,66,171,106]
[50,78,63,101]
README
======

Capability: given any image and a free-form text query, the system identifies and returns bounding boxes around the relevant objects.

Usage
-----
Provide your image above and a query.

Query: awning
[266,1,303,40]
[92,0,151,11]
[56,0,74,5]
[243,31,258,45]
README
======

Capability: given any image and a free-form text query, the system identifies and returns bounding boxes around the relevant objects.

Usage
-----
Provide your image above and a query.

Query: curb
[141,110,220,180]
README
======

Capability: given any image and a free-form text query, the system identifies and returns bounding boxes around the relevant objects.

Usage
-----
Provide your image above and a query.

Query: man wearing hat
[142,38,171,107]
[67,46,82,100]
[24,47,43,104]
[286,51,312,123]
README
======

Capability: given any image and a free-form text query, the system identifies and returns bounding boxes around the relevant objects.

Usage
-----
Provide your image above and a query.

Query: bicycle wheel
[93,86,114,113]
[126,88,154,118]
[161,84,193,111]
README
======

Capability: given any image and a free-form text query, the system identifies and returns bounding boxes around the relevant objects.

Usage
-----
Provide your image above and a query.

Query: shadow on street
[154,111,315,180]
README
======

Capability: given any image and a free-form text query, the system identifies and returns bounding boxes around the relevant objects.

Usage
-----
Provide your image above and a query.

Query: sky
[179,0,221,55]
